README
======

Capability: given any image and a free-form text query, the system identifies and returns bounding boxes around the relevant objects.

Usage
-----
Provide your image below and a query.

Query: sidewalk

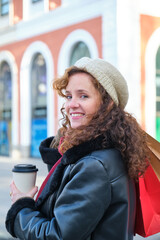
[0,156,159,240]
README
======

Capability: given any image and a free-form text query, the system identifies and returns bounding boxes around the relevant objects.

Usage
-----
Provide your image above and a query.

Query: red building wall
[49,0,61,10]
[13,0,23,24]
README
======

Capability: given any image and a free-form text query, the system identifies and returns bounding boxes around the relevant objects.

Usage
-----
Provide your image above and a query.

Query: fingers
[9,181,22,204]
[9,180,38,204]
[28,186,38,198]
[9,181,19,199]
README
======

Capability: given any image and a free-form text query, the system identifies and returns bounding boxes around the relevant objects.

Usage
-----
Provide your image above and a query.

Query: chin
[70,120,88,129]
[70,122,82,129]
[71,124,81,129]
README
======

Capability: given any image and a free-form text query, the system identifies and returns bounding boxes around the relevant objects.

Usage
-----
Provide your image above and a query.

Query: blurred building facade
[0,0,159,158]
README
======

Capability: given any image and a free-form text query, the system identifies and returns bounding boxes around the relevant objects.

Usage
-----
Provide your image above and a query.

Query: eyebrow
[65,89,89,94]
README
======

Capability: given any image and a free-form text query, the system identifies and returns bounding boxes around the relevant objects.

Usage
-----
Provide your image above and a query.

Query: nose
[68,97,79,108]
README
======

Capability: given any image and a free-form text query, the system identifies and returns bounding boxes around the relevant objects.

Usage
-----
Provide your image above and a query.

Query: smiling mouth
[70,113,85,119]
[70,113,84,117]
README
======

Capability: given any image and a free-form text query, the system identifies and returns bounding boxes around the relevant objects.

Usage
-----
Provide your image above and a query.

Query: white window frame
[0,51,18,153]
[20,41,54,150]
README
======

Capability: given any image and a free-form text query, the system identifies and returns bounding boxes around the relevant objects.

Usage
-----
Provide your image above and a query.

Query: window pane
[156,117,160,141]
[1,4,9,15]
[0,61,11,156]
[156,102,160,112]
[156,76,160,96]
[1,0,9,4]
[31,53,47,118]
[32,0,42,3]
[69,41,91,66]
[156,47,160,70]
[30,53,47,158]
[1,0,9,15]
[0,61,11,119]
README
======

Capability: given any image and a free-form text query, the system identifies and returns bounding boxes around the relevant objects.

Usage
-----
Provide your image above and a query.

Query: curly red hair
[53,67,149,180]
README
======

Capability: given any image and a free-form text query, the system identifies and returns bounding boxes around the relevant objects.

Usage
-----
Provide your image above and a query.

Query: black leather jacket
[6,135,136,240]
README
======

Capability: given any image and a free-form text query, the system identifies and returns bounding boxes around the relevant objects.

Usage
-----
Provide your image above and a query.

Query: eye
[66,95,72,99]
[81,95,88,99]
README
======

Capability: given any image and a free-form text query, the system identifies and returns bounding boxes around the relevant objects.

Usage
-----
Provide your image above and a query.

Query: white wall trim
[23,0,46,21]
[145,27,160,137]
[20,41,54,148]
[57,29,99,126]
[116,0,141,120]
[0,51,18,147]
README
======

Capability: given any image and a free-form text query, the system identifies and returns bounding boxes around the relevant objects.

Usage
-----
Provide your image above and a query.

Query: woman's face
[65,72,102,128]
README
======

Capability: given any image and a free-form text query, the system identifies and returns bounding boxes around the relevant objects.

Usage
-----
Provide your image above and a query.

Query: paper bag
[146,133,160,180]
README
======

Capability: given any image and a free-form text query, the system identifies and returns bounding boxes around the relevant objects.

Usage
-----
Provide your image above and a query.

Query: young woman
[6,57,148,240]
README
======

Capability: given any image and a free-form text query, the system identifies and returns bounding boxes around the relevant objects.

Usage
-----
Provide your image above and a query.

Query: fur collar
[39,136,62,166]
[62,135,106,165]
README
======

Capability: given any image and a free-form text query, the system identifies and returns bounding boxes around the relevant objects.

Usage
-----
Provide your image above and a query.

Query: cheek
[85,102,99,115]
[91,99,101,112]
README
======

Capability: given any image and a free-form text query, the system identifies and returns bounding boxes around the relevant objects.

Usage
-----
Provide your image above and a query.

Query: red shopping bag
[135,133,160,237]
[135,165,160,237]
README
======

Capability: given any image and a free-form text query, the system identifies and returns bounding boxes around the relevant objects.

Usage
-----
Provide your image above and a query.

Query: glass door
[0,61,12,155]
[31,53,47,157]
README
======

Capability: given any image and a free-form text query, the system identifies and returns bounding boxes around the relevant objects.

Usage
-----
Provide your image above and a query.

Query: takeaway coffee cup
[12,164,38,193]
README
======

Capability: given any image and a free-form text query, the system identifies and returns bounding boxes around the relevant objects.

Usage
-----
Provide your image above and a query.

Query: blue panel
[31,118,47,158]
[0,121,9,156]
[156,117,160,142]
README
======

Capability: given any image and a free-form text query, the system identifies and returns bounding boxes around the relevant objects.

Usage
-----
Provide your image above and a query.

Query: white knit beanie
[74,57,129,109]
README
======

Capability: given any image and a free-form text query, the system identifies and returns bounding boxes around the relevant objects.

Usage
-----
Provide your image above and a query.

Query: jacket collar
[39,134,113,167]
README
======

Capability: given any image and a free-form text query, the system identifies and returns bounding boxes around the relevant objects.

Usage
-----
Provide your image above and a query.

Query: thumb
[27,186,38,198]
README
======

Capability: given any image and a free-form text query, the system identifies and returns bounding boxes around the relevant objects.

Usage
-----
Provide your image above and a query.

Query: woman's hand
[10,181,38,204]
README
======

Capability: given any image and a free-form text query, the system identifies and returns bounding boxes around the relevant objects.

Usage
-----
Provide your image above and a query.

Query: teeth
[71,113,84,117]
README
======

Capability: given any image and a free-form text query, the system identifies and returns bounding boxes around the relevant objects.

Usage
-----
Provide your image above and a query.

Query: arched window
[156,47,160,141]
[69,41,91,66]
[0,61,12,155]
[30,53,47,157]
[31,53,47,117]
